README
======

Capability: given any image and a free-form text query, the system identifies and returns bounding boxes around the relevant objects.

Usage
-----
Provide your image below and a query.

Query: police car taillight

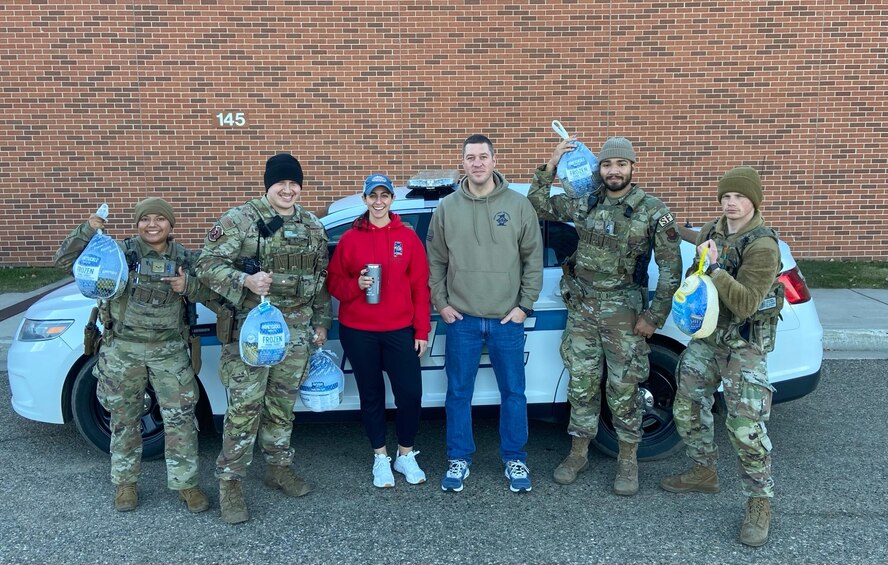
[778,266,812,304]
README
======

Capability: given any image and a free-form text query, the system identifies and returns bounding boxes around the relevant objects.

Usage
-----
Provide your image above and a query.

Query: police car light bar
[406,169,460,200]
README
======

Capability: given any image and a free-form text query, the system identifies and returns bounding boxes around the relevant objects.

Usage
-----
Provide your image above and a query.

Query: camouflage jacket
[195,196,332,329]
[693,212,781,326]
[54,222,215,342]
[527,165,682,327]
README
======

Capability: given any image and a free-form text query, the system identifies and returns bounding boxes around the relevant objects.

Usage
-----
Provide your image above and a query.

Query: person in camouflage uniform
[528,136,682,495]
[660,166,781,547]
[54,197,214,514]
[195,153,331,525]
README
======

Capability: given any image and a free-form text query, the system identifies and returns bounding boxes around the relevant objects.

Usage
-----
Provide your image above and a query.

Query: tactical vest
[573,187,656,293]
[238,198,327,310]
[706,224,784,353]
[116,238,188,333]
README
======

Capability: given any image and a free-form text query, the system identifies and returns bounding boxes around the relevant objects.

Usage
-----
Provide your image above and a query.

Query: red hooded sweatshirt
[327,213,431,340]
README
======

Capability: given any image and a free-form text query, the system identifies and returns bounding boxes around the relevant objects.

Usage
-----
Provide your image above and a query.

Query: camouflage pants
[215,311,314,480]
[560,287,649,443]
[94,338,199,489]
[673,332,775,497]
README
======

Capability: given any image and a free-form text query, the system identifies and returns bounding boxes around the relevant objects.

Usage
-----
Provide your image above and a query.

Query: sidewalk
[810,288,888,359]
[0,282,887,363]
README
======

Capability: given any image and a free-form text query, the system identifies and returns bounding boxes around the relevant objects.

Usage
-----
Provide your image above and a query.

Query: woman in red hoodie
[327,173,431,488]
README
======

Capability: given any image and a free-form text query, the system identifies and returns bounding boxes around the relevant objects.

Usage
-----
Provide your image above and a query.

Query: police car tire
[592,343,684,462]
[70,355,166,461]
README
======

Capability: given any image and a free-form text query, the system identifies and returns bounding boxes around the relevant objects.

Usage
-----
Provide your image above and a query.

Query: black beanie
[263,153,304,191]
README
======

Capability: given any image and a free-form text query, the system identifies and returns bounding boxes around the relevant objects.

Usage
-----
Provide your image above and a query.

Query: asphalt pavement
[0,358,885,564]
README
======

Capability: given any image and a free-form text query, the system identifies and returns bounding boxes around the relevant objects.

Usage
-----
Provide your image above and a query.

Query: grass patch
[0,261,884,293]
[797,260,888,289]
[0,267,71,293]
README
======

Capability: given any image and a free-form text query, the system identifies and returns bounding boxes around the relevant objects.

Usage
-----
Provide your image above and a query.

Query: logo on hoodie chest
[494,211,511,226]
[393,241,403,258]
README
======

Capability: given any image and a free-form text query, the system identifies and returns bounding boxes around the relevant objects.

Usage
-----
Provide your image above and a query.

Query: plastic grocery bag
[552,120,600,199]
[73,204,129,300]
[239,298,290,367]
[299,349,345,412]
[672,253,719,339]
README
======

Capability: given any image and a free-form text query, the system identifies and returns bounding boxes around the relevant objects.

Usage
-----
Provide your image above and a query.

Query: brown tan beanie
[598,137,638,163]
[717,166,762,210]
[134,197,176,227]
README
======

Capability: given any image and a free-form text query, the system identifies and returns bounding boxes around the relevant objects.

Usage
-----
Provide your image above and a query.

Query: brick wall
[1,0,885,264]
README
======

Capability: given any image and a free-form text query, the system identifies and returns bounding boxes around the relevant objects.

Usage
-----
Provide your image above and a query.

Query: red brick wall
[2,1,885,264]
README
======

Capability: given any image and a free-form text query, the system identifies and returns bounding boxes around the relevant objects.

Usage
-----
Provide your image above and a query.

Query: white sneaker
[372,454,395,488]
[394,450,427,485]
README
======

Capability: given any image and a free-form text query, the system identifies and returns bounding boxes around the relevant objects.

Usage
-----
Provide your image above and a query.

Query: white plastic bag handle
[551,120,571,140]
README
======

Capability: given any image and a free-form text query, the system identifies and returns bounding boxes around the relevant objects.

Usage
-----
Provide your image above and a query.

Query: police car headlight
[18,319,75,341]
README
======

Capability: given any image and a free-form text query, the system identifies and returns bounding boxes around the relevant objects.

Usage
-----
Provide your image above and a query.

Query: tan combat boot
[219,479,249,524]
[660,464,720,494]
[114,482,138,512]
[178,486,210,513]
[264,465,313,497]
[613,441,639,496]
[553,436,591,485]
[740,497,771,547]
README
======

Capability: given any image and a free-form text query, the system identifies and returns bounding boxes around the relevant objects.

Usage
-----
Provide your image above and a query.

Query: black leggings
[338,324,422,449]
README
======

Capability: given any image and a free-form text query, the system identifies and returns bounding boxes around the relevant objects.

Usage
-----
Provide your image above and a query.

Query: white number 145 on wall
[216,112,246,127]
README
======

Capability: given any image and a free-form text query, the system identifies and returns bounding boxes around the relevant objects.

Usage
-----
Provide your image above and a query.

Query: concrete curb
[823,329,888,352]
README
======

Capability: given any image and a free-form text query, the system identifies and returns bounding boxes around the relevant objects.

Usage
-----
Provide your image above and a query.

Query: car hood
[25,282,95,320]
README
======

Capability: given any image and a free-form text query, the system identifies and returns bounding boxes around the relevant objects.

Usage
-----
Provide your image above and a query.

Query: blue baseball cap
[363,173,395,196]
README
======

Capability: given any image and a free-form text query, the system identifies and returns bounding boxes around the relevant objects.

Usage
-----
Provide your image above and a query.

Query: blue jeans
[444,314,528,465]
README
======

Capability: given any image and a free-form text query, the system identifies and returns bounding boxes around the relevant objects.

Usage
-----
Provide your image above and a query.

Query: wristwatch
[519,305,534,317]
[705,263,721,276]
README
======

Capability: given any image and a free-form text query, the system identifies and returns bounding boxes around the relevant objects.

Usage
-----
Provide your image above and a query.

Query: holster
[189,335,202,374]
[216,304,233,344]
[215,303,241,344]
[561,249,583,296]
[561,270,586,301]
[83,306,102,356]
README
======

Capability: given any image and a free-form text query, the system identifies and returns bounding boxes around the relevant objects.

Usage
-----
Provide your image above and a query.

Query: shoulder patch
[207,224,223,242]
[657,212,675,228]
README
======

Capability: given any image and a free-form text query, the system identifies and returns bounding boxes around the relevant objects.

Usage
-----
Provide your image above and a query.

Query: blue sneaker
[505,460,532,493]
[441,459,470,492]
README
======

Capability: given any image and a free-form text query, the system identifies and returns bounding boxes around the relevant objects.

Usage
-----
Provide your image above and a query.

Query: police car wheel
[70,355,166,461]
[592,343,684,462]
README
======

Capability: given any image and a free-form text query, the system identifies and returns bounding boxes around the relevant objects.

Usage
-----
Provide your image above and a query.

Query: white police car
[6,171,823,462]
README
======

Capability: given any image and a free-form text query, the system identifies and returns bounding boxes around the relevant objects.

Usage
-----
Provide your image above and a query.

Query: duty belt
[130,286,180,306]
[573,267,636,297]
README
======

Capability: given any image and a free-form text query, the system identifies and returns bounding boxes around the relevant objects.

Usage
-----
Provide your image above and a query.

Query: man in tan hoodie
[426,134,543,494]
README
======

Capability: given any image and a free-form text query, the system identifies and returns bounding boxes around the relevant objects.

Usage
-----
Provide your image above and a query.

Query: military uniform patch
[208,225,223,242]
[658,212,675,228]
[666,227,679,241]
[220,215,237,230]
